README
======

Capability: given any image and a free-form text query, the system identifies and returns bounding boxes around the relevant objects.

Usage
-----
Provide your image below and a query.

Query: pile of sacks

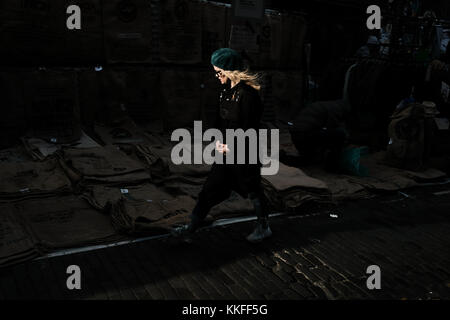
[59,145,151,186]
[0,158,72,201]
[82,184,195,234]
[0,117,210,268]
[0,204,40,268]
[11,195,122,250]
[8,115,421,269]
[0,155,127,268]
[262,162,332,212]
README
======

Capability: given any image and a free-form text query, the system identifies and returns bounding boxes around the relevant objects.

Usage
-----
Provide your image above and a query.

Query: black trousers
[192,163,268,221]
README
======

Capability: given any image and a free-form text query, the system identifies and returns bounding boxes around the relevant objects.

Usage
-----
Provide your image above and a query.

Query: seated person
[288,99,351,172]
[426,44,450,117]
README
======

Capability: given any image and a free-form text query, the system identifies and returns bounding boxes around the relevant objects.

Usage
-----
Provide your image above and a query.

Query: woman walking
[175,48,272,243]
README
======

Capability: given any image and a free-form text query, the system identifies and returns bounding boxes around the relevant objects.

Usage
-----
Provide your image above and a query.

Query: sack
[338,146,369,177]
[385,103,431,171]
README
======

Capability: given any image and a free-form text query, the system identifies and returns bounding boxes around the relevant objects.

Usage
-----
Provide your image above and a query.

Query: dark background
[0,0,449,150]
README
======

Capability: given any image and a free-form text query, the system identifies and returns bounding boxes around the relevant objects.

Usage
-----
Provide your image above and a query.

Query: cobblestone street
[1,184,449,300]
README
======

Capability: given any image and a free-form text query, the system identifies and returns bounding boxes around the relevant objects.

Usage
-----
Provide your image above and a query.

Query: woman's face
[213,66,228,85]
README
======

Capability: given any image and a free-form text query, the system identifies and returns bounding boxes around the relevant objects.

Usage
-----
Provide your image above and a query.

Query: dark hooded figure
[173,48,272,243]
[288,99,351,172]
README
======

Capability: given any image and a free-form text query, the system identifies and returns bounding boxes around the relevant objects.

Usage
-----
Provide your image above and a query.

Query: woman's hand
[216,141,230,154]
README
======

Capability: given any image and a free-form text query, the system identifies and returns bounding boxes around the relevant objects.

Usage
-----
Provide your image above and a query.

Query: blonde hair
[221,69,262,91]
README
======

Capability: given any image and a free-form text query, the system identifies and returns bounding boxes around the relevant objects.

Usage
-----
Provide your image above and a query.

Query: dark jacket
[212,81,264,197]
[216,81,263,132]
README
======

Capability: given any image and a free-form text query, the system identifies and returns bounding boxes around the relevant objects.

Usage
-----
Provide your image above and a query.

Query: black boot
[246,194,272,243]
[171,206,203,237]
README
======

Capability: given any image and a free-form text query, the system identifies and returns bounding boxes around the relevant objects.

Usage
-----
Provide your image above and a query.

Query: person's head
[211,48,262,90]
[213,65,229,85]
[367,35,380,56]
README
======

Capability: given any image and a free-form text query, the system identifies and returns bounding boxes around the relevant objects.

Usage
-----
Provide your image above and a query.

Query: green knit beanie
[211,48,244,71]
